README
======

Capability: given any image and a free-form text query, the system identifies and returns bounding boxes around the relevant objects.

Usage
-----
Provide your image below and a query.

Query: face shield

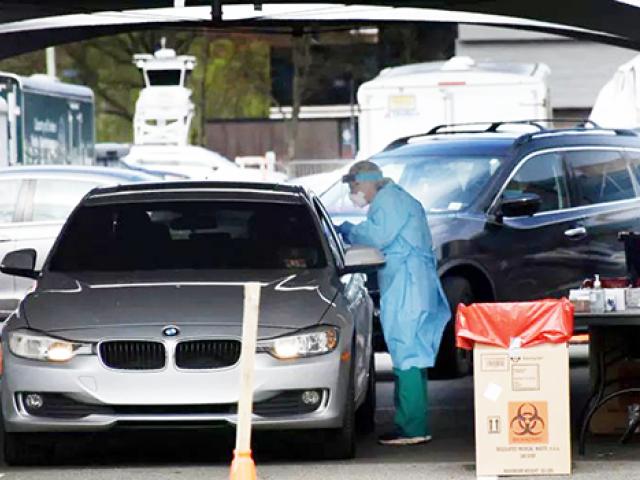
[342,171,384,207]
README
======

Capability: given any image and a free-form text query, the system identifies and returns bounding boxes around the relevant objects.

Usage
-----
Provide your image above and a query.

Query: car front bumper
[2,348,351,433]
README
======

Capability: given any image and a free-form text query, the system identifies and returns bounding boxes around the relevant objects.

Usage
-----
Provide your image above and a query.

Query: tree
[287,32,313,160]
[62,31,199,142]
[0,30,272,144]
[378,23,457,67]
[0,23,456,153]
[188,32,271,144]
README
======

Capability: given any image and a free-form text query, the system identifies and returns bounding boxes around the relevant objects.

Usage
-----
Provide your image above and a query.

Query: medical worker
[336,161,451,446]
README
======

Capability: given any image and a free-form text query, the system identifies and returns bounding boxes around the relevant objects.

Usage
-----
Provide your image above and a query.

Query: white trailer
[590,54,640,129]
[357,56,551,158]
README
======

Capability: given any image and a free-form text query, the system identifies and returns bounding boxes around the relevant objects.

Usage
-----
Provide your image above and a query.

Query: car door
[0,177,28,317]
[11,177,102,298]
[564,148,640,279]
[485,151,588,300]
[313,198,372,400]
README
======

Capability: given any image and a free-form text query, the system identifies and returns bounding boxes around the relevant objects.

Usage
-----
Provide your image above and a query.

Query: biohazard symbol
[508,401,548,444]
[511,403,545,436]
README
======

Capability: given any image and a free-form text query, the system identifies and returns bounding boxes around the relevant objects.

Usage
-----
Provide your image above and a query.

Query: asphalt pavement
[1,348,639,479]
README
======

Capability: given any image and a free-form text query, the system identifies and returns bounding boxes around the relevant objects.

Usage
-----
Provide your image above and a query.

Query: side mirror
[0,249,39,279]
[497,193,542,220]
[342,245,385,275]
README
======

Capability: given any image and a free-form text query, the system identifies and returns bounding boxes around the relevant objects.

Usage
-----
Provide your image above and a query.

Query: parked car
[323,121,640,377]
[0,166,158,320]
[122,145,289,183]
[95,142,131,167]
[0,181,382,465]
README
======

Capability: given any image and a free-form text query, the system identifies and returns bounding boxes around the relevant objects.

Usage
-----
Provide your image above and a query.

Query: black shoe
[377,432,432,446]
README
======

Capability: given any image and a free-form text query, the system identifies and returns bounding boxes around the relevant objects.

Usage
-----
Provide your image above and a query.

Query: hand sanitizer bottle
[591,274,605,313]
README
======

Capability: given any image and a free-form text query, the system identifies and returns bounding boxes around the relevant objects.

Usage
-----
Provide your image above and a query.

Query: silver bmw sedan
[0,181,383,465]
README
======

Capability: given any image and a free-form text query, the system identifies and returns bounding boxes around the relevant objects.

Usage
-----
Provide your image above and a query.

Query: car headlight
[261,326,339,360]
[7,330,93,363]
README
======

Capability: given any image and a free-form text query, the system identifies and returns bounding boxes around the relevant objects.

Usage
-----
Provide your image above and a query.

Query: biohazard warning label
[509,401,548,445]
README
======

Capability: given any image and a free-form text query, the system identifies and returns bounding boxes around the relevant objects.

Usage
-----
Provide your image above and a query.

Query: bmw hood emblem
[162,326,180,337]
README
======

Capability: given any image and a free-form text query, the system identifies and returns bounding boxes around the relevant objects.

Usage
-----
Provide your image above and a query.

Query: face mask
[349,190,368,208]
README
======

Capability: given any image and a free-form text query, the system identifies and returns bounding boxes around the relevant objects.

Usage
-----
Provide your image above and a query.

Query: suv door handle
[564,226,587,238]
[0,238,11,243]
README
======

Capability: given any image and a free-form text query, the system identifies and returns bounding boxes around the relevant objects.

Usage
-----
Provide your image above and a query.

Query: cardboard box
[569,289,591,313]
[473,343,571,477]
[625,288,640,310]
[604,288,626,312]
[590,360,640,435]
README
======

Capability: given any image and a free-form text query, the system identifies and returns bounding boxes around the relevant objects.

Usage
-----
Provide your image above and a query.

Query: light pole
[46,47,56,78]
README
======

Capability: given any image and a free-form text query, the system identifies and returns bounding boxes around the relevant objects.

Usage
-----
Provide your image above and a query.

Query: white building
[456,25,638,118]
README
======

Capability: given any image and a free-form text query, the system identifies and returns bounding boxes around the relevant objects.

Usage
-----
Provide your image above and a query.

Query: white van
[357,56,551,158]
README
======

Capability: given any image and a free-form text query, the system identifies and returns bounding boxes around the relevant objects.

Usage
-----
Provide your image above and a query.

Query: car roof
[83,181,310,206]
[373,127,640,161]
[374,135,518,159]
[0,165,157,182]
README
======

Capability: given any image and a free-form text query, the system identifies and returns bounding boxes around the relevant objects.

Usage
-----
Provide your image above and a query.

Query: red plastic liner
[455,298,574,351]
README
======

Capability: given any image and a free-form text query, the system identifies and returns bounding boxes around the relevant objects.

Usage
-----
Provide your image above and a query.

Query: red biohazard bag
[455,298,574,351]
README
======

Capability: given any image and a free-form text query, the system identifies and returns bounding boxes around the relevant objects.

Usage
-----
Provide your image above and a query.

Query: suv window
[31,179,100,222]
[49,201,327,271]
[565,150,636,205]
[503,153,570,212]
[628,150,640,184]
[322,155,504,215]
[0,179,22,223]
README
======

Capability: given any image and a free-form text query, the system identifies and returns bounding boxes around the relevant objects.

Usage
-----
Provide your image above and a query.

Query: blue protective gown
[345,182,451,371]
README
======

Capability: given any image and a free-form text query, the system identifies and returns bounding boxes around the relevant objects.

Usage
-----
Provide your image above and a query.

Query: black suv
[323,121,640,377]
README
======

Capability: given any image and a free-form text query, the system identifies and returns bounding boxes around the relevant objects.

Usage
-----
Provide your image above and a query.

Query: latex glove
[335,221,355,239]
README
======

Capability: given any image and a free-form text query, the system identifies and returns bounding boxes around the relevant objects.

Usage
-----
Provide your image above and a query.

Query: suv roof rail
[430,119,602,134]
[516,126,639,146]
[382,118,608,151]
[429,121,542,135]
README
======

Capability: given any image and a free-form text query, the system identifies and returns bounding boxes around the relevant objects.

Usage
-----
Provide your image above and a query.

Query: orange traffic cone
[230,449,257,480]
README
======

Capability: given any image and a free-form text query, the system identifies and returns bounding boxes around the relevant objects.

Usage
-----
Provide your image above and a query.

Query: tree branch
[101,109,133,122]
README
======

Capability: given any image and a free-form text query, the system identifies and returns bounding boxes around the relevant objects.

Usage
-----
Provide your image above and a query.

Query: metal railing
[285,159,352,179]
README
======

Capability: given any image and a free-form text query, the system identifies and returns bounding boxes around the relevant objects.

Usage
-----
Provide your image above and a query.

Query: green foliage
[192,36,271,118]
[189,35,271,143]
[0,51,46,76]
[0,31,272,144]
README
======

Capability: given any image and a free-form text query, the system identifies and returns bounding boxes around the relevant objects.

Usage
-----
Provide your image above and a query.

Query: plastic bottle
[591,274,605,313]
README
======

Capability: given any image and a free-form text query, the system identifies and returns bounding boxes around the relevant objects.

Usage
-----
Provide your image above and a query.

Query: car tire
[432,276,474,379]
[355,351,376,435]
[3,431,54,466]
[322,361,357,460]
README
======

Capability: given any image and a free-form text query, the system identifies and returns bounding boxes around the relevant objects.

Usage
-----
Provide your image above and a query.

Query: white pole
[235,282,261,452]
[46,47,56,78]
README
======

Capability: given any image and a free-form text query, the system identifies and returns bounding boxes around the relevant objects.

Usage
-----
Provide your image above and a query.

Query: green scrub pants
[393,367,430,437]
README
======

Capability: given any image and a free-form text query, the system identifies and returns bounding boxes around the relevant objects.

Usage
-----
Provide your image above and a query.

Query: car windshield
[321,155,504,215]
[49,201,326,271]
